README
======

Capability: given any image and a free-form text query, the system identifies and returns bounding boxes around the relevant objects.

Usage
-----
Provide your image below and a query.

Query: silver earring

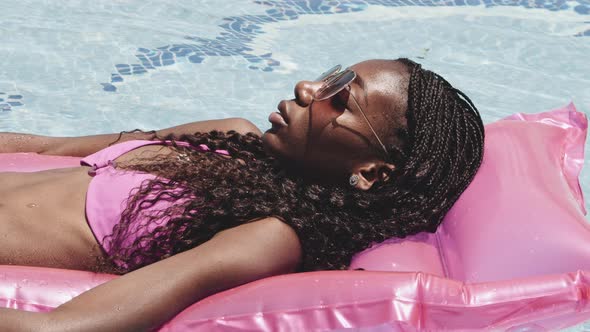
[349,174,359,186]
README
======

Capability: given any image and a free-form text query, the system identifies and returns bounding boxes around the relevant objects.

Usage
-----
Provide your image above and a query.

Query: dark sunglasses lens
[315,70,356,101]
[315,64,342,82]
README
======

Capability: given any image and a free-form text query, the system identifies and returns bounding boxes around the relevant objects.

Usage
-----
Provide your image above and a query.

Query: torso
[0,145,186,271]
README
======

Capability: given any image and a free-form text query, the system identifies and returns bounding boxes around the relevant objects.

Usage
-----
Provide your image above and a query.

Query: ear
[351,161,396,191]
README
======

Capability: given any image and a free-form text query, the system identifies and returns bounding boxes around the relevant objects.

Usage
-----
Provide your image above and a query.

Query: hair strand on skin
[97,59,485,274]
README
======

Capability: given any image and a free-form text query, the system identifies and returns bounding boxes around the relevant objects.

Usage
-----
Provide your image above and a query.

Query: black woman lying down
[0,58,484,331]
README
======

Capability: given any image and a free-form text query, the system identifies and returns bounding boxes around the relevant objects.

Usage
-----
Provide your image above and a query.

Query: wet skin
[0,59,410,270]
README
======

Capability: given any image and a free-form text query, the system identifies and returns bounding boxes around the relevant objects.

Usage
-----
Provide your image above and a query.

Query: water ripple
[101,0,590,91]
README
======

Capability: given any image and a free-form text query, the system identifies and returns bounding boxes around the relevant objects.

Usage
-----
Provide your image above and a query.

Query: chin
[262,131,297,165]
[261,130,281,157]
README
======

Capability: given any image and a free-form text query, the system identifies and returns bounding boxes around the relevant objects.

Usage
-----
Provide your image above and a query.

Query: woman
[0,58,484,331]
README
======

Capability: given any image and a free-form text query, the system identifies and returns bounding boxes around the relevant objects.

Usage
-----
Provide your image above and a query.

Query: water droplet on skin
[26,203,38,208]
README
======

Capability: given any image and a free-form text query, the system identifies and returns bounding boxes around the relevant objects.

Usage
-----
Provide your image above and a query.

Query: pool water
[1,0,589,329]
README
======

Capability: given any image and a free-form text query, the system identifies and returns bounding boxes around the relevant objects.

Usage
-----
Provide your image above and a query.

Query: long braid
[389,59,485,233]
[99,59,485,273]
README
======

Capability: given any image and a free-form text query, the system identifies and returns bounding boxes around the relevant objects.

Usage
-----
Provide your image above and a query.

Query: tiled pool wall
[1,0,589,112]
[98,0,590,92]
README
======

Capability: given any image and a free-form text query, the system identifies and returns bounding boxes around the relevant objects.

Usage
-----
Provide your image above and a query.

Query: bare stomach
[0,145,200,272]
[0,167,106,271]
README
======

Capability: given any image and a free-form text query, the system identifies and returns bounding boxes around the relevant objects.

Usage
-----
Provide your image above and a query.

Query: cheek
[303,134,365,170]
[301,153,351,181]
[309,104,342,138]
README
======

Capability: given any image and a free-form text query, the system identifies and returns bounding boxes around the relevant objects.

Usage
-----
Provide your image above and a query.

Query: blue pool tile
[116,64,131,75]
[101,0,590,91]
[149,56,163,67]
[169,46,188,55]
[188,55,204,63]
[575,4,589,14]
[111,74,123,83]
[137,56,155,69]
[0,93,25,111]
[285,9,298,17]
[101,83,117,92]
[131,65,147,74]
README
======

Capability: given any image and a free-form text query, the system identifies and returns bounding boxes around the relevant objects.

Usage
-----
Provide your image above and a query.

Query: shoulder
[213,216,302,272]
[155,117,263,139]
[224,118,263,136]
[210,217,302,274]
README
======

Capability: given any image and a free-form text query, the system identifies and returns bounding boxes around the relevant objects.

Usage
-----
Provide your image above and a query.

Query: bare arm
[0,118,263,157]
[0,217,301,332]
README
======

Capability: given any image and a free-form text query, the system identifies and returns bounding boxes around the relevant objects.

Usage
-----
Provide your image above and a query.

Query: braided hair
[101,59,485,273]
[384,58,485,234]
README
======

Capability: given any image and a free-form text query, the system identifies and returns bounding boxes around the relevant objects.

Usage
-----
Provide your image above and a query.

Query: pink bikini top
[81,140,227,253]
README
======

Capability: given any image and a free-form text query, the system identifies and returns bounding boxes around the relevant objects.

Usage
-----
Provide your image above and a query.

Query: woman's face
[261,59,409,184]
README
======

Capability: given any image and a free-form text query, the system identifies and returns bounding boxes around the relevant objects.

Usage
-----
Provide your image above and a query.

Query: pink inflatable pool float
[1,103,588,331]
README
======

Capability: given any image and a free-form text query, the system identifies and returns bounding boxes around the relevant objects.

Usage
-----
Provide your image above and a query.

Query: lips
[268,101,289,127]
[269,112,288,127]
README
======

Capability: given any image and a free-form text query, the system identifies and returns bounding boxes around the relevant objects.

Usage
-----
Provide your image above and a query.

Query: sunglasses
[312,65,389,159]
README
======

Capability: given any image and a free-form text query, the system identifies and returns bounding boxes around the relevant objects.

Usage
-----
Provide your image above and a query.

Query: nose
[294,80,323,107]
